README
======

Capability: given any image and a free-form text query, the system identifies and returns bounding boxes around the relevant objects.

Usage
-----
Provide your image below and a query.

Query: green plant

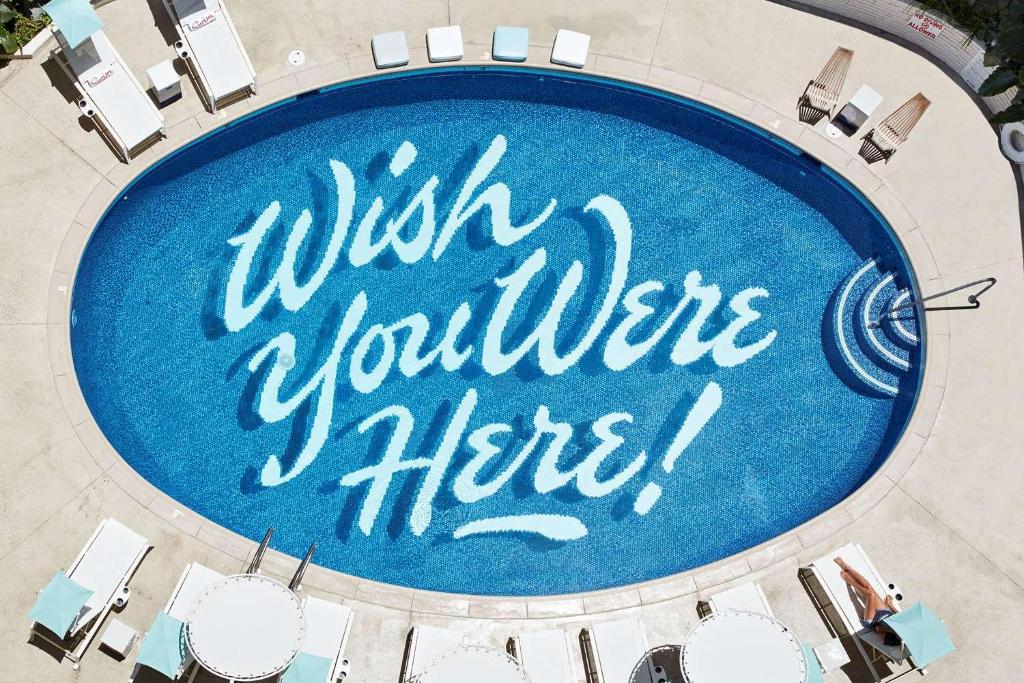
[0,0,48,55]
[917,0,1024,123]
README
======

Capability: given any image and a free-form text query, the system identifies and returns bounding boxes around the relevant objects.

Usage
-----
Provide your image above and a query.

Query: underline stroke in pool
[220,134,778,543]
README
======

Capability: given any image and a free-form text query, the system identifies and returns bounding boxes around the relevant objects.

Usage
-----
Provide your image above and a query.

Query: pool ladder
[245,527,317,591]
[869,277,997,329]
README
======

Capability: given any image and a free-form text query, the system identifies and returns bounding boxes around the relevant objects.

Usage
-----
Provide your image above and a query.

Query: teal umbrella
[29,571,93,637]
[136,612,186,679]
[281,652,333,683]
[884,602,955,669]
[42,0,103,49]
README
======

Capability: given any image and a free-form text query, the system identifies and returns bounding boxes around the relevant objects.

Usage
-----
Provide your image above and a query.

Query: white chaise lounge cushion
[551,29,590,68]
[166,563,224,620]
[405,626,461,680]
[809,542,890,633]
[372,31,410,69]
[174,0,255,100]
[590,618,649,682]
[69,518,150,632]
[60,31,164,150]
[427,25,463,62]
[516,630,574,683]
[708,581,775,618]
[302,596,352,660]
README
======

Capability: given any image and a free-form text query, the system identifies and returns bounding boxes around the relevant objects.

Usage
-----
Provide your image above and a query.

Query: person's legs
[838,566,886,622]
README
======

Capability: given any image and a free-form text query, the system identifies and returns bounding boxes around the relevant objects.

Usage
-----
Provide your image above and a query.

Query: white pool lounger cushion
[402,626,462,681]
[513,630,574,683]
[56,30,165,159]
[585,618,653,683]
[427,26,463,62]
[166,0,256,110]
[373,31,410,69]
[708,581,775,618]
[300,596,354,681]
[551,29,590,68]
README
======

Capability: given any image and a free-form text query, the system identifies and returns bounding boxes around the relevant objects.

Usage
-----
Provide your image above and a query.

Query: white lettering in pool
[221,135,777,541]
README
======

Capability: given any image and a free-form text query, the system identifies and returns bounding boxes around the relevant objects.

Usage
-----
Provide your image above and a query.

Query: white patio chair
[580,618,657,683]
[129,562,225,681]
[551,29,590,68]
[51,29,165,163]
[708,580,775,618]
[30,518,151,668]
[400,625,462,681]
[508,629,575,683]
[804,542,904,681]
[826,85,883,138]
[161,0,257,112]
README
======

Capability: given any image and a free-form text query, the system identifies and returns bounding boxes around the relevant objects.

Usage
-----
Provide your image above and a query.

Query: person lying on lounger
[835,557,903,646]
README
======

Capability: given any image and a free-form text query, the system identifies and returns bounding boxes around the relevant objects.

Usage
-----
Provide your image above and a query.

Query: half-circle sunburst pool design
[69,67,923,595]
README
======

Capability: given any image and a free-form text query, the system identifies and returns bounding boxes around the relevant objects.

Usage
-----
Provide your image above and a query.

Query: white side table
[147,60,182,106]
[100,618,137,658]
[813,638,851,672]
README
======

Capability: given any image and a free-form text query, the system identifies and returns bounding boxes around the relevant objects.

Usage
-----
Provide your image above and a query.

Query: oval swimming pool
[70,67,923,595]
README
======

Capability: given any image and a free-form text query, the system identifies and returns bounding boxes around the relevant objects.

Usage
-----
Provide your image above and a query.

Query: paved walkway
[1,1,1022,682]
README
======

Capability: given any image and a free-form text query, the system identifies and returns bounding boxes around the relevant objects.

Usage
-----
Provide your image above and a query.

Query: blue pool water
[70,67,923,595]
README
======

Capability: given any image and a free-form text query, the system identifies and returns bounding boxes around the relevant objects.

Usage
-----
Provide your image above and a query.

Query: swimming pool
[70,67,923,595]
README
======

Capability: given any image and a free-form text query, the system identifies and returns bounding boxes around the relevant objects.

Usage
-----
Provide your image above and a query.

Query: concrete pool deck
[1,1,1022,681]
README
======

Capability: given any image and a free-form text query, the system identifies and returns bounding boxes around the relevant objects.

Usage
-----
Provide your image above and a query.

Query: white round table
[185,574,305,682]
[681,610,806,683]
[418,644,532,683]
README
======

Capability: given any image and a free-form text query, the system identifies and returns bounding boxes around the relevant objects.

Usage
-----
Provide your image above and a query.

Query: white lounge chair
[161,0,256,112]
[29,518,151,667]
[708,581,775,618]
[508,629,574,683]
[280,596,354,683]
[826,85,883,139]
[400,625,462,681]
[427,26,463,63]
[129,562,224,681]
[551,29,590,69]
[804,543,904,681]
[51,29,165,163]
[580,618,657,683]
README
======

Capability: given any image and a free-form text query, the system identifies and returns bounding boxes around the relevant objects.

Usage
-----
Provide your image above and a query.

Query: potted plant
[0,1,50,57]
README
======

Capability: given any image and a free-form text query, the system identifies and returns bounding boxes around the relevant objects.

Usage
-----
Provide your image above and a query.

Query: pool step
[881,289,920,349]
[855,274,911,372]
[827,258,920,398]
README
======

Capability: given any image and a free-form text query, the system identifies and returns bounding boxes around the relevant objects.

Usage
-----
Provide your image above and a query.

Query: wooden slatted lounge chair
[798,47,854,124]
[859,93,931,164]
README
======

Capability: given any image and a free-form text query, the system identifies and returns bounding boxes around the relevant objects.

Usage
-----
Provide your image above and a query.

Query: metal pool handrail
[247,528,274,574]
[869,277,997,329]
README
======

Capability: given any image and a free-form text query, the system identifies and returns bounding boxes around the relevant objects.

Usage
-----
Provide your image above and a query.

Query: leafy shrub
[1,0,50,55]
[917,0,1024,123]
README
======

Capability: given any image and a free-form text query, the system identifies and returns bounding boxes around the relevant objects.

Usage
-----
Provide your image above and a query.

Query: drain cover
[287,49,305,66]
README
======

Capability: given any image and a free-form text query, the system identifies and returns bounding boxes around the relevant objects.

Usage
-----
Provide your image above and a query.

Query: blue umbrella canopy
[42,0,103,49]
[885,602,956,669]
[281,652,333,683]
[29,571,93,637]
[136,612,186,679]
